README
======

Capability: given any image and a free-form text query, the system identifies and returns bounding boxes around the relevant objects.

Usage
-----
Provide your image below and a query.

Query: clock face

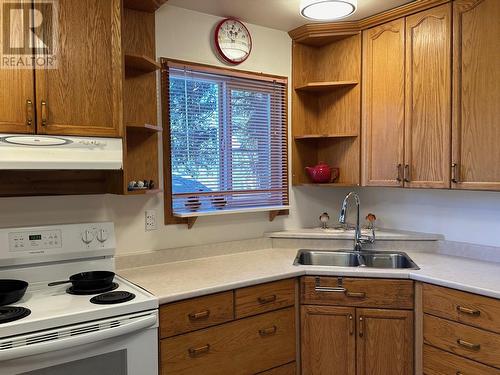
[214,19,252,65]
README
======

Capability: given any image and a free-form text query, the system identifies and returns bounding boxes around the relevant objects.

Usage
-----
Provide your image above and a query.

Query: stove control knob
[82,229,94,244]
[96,228,108,243]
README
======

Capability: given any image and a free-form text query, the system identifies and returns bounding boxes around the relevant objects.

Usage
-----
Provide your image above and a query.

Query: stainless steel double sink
[293,249,419,269]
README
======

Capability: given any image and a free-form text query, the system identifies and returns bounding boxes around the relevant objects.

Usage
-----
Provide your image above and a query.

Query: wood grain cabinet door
[356,309,414,375]
[301,305,356,375]
[362,18,405,187]
[0,0,35,134]
[404,4,451,189]
[451,0,500,190]
[35,0,123,137]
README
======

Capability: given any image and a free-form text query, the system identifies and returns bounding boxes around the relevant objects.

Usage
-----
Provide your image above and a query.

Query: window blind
[165,61,288,216]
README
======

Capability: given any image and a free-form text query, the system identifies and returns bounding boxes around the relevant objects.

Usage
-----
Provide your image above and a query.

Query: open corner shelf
[126,123,163,133]
[125,54,161,73]
[296,182,359,188]
[294,133,358,140]
[126,188,163,196]
[123,0,167,13]
[296,31,360,47]
[295,81,358,92]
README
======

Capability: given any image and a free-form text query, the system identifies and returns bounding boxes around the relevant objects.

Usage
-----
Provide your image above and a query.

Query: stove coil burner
[0,306,31,324]
[67,282,119,296]
[90,291,136,305]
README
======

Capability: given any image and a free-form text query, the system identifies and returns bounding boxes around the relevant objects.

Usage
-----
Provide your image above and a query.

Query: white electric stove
[0,222,158,375]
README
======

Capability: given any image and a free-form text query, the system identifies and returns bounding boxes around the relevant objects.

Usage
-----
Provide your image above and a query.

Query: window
[163,60,288,217]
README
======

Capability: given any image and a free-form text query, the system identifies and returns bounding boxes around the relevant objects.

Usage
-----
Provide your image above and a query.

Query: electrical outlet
[145,210,157,231]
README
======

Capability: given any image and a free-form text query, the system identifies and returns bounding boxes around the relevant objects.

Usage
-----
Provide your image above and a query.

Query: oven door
[0,310,158,375]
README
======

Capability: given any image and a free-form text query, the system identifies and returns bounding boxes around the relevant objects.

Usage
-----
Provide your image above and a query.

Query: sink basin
[362,253,419,269]
[294,250,360,267]
[293,249,419,269]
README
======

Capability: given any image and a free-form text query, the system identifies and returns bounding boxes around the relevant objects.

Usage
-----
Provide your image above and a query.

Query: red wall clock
[214,18,252,65]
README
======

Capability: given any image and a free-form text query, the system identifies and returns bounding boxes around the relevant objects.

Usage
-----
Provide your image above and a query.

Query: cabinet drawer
[256,362,296,375]
[423,344,500,375]
[423,314,500,368]
[301,277,414,309]
[159,291,234,338]
[161,307,296,375]
[423,283,500,334]
[235,279,295,319]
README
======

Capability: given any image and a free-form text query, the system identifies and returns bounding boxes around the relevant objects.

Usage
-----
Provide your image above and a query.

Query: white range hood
[0,134,123,170]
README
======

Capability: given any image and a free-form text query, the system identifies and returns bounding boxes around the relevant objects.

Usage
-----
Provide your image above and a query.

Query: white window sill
[173,205,290,218]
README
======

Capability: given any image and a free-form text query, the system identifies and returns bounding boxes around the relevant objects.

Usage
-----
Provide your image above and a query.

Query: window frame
[161,58,289,228]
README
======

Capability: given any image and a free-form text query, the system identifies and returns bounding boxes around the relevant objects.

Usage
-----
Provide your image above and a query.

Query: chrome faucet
[339,192,375,251]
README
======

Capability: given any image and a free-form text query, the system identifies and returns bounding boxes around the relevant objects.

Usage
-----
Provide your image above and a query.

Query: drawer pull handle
[457,306,480,316]
[456,372,463,375]
[258,295,277,304]
[188,310,210,321]
[259,325,277,337]
[346,291,366,298]
[457,339,480,351]
[188,344,210,357]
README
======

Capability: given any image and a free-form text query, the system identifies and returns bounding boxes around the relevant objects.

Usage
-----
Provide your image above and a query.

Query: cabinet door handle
[348,314,354,335]
[188,309,210,321]
[346,291,366,298]
[396,164,403,182]
[41,100,48,126]
[457,305,480,316]
[452,163,460,184]
[26,100,33,127]
[457,339,480,351]
[258,295,277,304]
[358,316,364,338]
[404,164,411,183]
[259,325,277,337]
[188,344,210,357]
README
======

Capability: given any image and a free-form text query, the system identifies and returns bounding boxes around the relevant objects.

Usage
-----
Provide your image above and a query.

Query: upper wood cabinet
[356,308,414,375]
[35,0,123,137]
[362,19,405,187]
[451,0,500,190]
[404,4,451,189]
[0,69,34,134]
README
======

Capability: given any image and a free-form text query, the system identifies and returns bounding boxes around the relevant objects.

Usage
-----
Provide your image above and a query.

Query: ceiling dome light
[300,0,357,21]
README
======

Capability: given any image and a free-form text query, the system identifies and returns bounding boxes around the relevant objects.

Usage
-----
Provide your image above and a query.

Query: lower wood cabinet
[159,279,296,375]
[301,306,356,375]
[421,283,500,374]
[356,308,413,375]
[300,277,414,375]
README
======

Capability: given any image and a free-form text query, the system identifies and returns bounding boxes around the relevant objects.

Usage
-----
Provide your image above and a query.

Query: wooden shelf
[295,81,358,92]
[126,123,162,132]
[296,32,360,47]
[126,188,163,195]
[125,54,161,73]
[294,133,358,140]
[123,0,167,13]
[296,183,359,187]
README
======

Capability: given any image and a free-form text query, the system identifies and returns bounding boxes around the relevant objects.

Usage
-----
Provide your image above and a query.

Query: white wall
[358,188,500,247]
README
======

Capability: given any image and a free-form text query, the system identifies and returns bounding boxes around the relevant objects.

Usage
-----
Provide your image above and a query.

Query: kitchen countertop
[119,247,500,304]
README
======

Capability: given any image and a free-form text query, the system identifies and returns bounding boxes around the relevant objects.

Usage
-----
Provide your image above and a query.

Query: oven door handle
[0,314,156,362]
